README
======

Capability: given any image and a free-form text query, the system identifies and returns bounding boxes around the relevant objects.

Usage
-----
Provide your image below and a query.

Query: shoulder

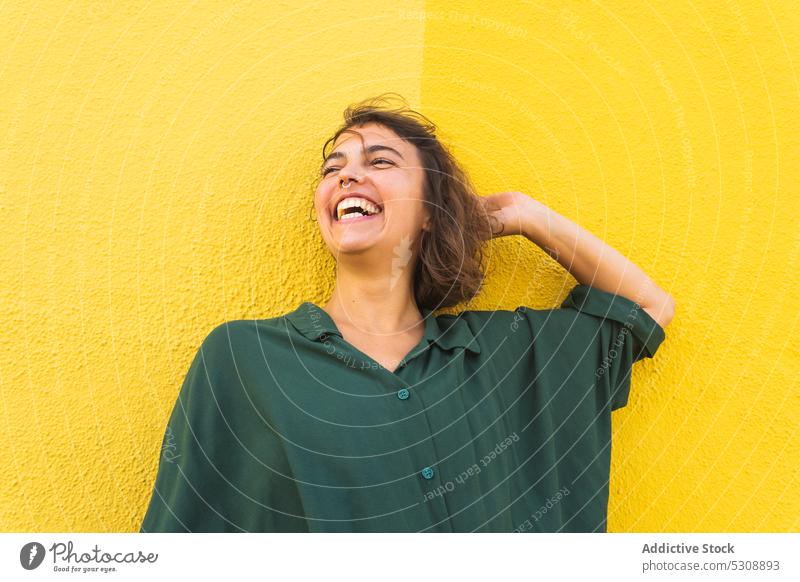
[196,313,295,358]
[445,285,665,357]
[435,307,541,357]
[442,301,580,340]
[178,315,296,400]
[200,319,258,349]
[435,307,520,336]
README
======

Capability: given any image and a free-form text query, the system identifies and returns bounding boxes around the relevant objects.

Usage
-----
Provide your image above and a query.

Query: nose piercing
[341,179,351,189]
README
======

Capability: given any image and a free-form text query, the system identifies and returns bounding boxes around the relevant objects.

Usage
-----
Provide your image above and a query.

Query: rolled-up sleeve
[557,284,666,410]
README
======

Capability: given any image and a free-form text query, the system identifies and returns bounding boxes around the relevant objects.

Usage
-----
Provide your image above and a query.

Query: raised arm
[481,191,676,328]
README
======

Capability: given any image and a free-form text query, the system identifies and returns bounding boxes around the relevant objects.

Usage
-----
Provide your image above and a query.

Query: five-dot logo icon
[20,542,46,570]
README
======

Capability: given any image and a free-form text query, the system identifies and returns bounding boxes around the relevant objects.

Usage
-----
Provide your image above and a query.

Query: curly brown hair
[315,93,493,311]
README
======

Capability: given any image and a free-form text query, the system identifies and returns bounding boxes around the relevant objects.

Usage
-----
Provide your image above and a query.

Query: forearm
[520,197,675,327]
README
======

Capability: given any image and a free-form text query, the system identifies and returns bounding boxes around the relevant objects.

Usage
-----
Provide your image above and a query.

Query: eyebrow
[321,144,405,168]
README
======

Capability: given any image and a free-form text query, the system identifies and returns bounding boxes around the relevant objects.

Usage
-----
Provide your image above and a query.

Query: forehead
[331,123,408,153]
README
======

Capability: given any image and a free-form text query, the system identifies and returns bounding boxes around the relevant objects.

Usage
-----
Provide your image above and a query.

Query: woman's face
[314,122,429,261]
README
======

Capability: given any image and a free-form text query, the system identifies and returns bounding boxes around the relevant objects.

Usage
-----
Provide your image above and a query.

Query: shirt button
[397,388,410,400]
[421,466,435,480]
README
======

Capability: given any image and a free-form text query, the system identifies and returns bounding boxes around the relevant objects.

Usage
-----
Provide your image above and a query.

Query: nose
[337,159,364,188]
[339,171,362,189]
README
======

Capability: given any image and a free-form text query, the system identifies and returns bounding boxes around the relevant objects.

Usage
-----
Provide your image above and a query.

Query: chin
[328,241,379,256]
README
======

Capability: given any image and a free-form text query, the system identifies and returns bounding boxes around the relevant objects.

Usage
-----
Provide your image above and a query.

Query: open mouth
[333,196,384,223]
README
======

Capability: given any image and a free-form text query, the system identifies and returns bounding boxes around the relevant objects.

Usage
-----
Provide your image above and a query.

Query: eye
[321,158,394,177]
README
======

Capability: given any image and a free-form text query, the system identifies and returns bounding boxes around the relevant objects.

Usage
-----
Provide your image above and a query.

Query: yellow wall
[1,1,797,532]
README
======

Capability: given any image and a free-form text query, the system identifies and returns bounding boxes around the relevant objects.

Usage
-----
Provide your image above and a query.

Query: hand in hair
[479,191,540,239]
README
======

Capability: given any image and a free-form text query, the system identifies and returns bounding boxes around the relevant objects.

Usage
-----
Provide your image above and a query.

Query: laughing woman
[140,94,675,533]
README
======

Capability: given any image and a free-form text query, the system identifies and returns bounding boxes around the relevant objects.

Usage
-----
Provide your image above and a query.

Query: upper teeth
[336,197,381,220]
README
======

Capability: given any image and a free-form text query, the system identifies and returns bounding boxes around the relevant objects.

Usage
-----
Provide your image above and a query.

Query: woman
[140,94,675,533]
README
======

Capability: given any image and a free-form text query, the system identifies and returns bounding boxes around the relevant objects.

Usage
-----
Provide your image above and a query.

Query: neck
[323,255,421,334]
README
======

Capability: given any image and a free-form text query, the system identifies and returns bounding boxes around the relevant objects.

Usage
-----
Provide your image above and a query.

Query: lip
[331,191,384,221]
[333,211,382,225]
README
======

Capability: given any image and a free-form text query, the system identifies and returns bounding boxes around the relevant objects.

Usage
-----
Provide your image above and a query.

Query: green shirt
[140,284,665,533]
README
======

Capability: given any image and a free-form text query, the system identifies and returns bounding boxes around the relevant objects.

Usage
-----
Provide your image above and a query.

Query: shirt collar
[285,302,481,355]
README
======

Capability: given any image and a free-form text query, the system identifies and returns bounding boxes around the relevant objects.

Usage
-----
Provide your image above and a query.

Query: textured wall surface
[1,1,797,532]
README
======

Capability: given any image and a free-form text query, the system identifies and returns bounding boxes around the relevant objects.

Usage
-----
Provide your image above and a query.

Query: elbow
[661,294,676,328]
[643,292,676,329]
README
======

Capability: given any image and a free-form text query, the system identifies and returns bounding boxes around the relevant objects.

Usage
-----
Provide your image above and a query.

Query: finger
[482,198,501,212]
[489,214,503,236]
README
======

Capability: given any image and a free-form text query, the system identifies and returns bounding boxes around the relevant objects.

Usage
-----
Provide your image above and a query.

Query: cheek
[385,200,427,238]
[313,185,332,214]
